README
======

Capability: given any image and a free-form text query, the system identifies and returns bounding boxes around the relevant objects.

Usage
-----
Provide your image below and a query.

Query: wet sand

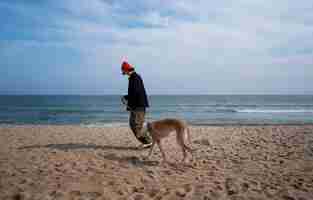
[0,125,313,200]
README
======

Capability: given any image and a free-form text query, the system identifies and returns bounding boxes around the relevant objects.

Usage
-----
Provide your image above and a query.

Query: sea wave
[0,106,124,114]
[81,122,128,128]
[237,109,313,113]
[0,119,15,123]
[204,108,313,113]
[206,109,238,113]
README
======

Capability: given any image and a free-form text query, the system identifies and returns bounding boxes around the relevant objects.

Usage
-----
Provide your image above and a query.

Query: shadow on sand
[18,143,159,167]
[19,143,141,151]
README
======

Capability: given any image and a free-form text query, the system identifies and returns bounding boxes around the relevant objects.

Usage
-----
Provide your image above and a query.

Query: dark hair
[128,67,135,72]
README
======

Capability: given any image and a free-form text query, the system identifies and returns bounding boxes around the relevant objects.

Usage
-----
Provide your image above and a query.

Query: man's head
[121,61,134,76]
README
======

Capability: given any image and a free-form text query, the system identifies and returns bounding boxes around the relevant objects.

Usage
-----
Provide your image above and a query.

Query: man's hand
[121,96,127,105]
[121,96,130,111]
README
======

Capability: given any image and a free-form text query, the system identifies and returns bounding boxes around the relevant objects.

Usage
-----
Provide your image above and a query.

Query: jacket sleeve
[127,76,142,108]
[127,78,136,108]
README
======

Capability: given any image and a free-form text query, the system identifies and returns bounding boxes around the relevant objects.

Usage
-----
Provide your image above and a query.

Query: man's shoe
[138,143,153,149]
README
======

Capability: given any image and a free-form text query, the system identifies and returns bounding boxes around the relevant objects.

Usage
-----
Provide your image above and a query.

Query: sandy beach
[0,125,312,200]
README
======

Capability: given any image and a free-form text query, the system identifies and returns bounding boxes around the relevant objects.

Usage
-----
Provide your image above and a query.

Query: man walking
[121,61,152,148]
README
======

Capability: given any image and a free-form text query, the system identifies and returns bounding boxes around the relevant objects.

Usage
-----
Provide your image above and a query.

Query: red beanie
[121,61,134,72]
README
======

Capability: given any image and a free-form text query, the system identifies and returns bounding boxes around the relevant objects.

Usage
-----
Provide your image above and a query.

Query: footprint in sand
[147,187,160,198]
[191,184,222,199]
[69,191,102,200]
[241,182,250,193]
[225,178,240,196]
[152,184,193,199]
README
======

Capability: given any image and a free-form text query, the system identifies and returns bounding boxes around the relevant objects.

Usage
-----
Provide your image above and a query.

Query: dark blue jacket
[124,72,149,110]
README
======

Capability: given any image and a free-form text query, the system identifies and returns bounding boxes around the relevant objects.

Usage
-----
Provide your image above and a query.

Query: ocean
[0,95,313,126]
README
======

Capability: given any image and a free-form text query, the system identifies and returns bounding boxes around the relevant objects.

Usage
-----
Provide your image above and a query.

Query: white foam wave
[81,122,128,128]
[237,109,313,113]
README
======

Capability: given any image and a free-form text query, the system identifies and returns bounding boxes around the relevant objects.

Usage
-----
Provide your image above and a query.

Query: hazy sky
[1,0,313,95]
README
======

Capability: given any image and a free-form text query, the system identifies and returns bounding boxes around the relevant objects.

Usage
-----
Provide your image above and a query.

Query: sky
[1,0,313,95]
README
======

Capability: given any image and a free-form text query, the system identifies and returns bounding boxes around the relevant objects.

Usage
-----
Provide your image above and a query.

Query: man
[121,61,152,148]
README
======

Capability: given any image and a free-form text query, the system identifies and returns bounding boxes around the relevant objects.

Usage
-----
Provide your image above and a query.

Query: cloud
[1,0,313,94]
[272,54,313,66]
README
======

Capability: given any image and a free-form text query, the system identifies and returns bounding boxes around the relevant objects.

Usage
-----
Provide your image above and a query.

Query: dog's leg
[176,130,188,162]
[157,140,168,163]
[178,129,194,162]
[186,127,192,145]
[181,144,188,163]
[182,148,188,163]
[184,144,193,161]
[184,127,194,161]
[146,140,155,159]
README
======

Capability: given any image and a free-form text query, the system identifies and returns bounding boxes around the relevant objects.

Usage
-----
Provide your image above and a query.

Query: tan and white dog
[145,118,193,163]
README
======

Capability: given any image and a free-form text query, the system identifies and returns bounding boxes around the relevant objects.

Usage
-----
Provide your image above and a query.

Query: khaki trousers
[129,111,152,144]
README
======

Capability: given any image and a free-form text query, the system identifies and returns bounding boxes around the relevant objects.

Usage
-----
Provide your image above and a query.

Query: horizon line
[1,93,313,96]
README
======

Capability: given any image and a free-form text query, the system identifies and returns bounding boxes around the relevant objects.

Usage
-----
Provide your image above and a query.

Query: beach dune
[0,125,313,200]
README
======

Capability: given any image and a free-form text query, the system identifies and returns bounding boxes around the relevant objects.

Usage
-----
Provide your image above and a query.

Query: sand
[0,125,313,200]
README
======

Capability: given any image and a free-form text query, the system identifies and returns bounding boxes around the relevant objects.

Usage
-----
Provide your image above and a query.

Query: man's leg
[129,111,152,144]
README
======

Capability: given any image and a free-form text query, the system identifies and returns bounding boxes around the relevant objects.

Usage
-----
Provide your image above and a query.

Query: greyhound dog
[145,118,193,163]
